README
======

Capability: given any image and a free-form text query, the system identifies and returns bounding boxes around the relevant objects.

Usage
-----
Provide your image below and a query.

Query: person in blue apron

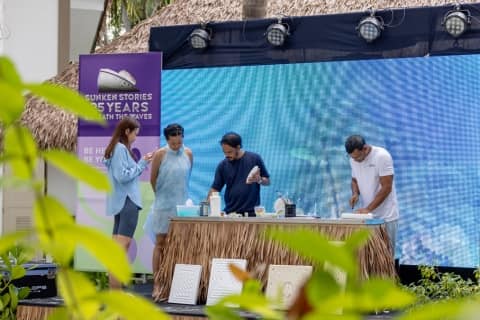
[145,123,193,300]
[104,116,153,289]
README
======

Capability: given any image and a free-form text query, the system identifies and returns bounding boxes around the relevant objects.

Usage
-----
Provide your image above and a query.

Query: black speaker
[12,263,57,299]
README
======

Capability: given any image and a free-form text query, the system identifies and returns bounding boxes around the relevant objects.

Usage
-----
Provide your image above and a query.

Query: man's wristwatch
[257,177,262,184]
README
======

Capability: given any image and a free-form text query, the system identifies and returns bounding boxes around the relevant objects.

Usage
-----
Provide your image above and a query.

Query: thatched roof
[23,0,479,151]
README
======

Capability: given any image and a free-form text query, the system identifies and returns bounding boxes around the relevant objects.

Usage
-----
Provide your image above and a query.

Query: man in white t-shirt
[345,135,399,258]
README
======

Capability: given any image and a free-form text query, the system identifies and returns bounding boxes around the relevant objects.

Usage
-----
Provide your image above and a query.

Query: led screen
[161,55,480,268]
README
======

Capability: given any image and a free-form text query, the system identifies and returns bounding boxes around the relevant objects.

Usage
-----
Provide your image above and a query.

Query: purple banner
[78,53,162,136]
[76,53,162,273]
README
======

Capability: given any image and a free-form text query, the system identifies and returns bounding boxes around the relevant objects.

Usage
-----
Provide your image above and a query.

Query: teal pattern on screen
[161,55,480,268]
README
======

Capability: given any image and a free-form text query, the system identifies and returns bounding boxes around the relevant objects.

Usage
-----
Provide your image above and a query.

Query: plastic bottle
[209,192,221,217]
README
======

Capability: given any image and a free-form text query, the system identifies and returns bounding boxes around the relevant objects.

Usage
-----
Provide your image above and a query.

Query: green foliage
[265,228,367,277]
[206,278,283,320]
[3,126,38,180]
[208,228,480,320]
[0,83,23,125]
[208,228,415,319]
[397,298,479,320]
[0,59,23,126]
[3,54,480,320]
[108,0,173,36]
[84,272,109,291]
[0,56,169,319]
[95,290,169,319]
[0,247,32,319]
[404,265,480,306]
[24,84,105,124]
[42,150,110,192]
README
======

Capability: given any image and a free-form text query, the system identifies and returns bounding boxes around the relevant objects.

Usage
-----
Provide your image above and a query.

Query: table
[157,217,395,303]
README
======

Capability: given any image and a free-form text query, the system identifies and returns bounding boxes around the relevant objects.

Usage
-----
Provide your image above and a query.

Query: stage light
[443,6,471,38]
[357,13,384,43]
[189,27,211,49]
[266,18,290,46]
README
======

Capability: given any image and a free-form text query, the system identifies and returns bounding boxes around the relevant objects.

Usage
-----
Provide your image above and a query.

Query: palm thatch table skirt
[157,217,395,303]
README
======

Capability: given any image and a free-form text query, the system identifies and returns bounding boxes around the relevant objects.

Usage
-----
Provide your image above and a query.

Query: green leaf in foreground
[8,285,18,309]
[217,293,283,319]
[96,290,169,320]
[0,57,22,86]
[34,196,75,265]
[205,304,243,320]
[10,265,26,280]
[351,278,415,312]
[57,269,101,319]
[34,196,74,231]
[266,228,357,276]
[0,231,31,256]
[43,149,110,192]
[4,126,38,179]
[45,307,69,320]
[17,287,30,300]
[24,83,104,124]
[0,83,24,125]
[57,225,131,284]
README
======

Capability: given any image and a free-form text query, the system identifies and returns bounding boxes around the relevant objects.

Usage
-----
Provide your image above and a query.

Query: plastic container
[209,192,221,217]
[176,205,200,217]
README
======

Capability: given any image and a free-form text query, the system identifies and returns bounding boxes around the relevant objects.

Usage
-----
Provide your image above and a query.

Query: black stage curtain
[149,3,480,69]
